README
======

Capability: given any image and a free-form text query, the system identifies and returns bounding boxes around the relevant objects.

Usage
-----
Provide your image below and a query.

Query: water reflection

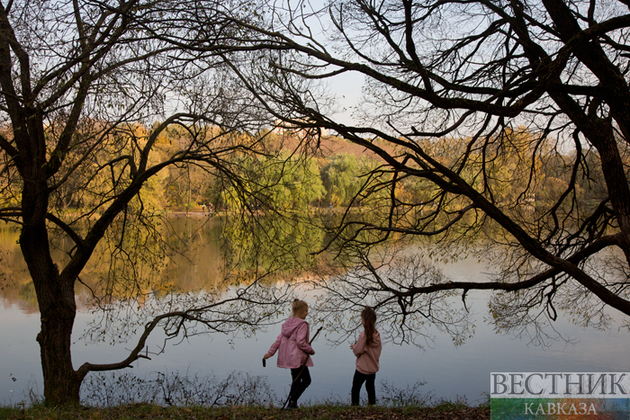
[0,214,323,309]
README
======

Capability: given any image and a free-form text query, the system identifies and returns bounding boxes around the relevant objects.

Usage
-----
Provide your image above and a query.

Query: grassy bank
[0,403,490,420]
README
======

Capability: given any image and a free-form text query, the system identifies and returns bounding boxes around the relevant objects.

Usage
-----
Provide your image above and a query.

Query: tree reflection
[312,244,473,348]
[0,214,328,348]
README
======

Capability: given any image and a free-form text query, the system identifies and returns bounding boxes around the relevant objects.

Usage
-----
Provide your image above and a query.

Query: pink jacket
[267,317,314,369]
[352,330,381,375]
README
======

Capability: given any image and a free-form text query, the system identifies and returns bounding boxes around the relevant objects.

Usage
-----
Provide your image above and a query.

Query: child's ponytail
[361,306,377,346]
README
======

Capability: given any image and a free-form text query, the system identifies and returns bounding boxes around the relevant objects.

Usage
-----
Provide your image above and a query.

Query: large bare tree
[0,0,291,406]
[213,0,630,339]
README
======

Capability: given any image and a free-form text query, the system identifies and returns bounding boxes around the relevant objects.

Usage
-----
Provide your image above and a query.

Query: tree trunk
[36,302,82,406]
[20,175,82,405]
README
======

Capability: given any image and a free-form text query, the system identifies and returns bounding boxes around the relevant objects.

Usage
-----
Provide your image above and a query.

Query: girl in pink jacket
[263,299,315,409]
[350,306,382,406]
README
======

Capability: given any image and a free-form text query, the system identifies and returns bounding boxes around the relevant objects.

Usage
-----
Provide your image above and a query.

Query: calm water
[0,218,629,406]
[2,263,629,406]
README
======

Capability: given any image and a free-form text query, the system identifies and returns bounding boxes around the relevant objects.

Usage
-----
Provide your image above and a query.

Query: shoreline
[0,403,491,419]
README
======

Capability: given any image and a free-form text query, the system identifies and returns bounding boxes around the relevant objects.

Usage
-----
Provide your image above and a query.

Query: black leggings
[351,369,376,406]
[289,366,312,404]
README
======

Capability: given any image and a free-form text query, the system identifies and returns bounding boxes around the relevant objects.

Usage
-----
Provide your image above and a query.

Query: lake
[0,216,629,406]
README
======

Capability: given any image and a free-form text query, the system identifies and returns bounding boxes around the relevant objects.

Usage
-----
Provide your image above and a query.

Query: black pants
[351,370,376,406]
[289,366,312,405]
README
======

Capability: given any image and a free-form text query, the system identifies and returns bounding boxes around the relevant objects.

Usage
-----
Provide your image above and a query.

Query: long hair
[361,306,377,346]
[292,298,308,317]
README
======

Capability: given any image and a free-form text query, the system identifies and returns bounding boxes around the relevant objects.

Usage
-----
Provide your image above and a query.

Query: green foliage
[222,152,325,212]
[320,153,361,207]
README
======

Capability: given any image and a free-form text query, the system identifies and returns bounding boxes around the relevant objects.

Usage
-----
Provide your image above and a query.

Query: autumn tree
[0,0,291,406]
[213,0,630,339]
[222,151,325,212]
[320,153,361,207]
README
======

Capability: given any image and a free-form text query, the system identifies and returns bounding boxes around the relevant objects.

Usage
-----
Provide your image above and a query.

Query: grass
[0,373,491,419]
[0,402,490,420]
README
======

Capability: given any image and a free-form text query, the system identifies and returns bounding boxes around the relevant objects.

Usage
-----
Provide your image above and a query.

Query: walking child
[263,299,316,409]
[350,306,382,406]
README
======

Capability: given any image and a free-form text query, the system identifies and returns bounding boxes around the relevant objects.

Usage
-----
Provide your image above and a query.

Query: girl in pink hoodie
[350,306,382,406]
[264,299,315,409]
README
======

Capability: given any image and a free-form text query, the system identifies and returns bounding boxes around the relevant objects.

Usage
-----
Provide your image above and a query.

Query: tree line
[41,124,606,216]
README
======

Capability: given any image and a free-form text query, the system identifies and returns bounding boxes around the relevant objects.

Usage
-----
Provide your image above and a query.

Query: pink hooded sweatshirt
[352,330,382,375]
[267,317,314,369]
